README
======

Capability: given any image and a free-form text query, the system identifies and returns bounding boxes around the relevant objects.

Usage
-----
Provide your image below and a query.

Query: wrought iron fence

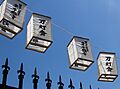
[0,58,99,89]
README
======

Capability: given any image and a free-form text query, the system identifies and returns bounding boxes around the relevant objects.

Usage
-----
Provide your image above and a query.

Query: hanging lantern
[67,36,94,71]
[26,13,52,53]
[0,0,27,39]
[97,52,118,82]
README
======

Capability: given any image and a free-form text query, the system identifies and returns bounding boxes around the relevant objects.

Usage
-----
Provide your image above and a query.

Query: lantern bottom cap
[69,58,94,71]
[98,74,118,82]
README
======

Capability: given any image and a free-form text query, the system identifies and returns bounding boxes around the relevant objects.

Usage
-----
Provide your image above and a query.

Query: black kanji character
[17,4,22,16]
[81,41,89,56]
[106,57,111,61]
[106,62,112,66]
[39,19,46,24]
[1,20,9,32]
[39,30,47,36]
[10,4,22,19]
[106,67,113,72]
[82,48,87,55]
[33,38,38,43]
[84,41,89,52]
[39,25,46,30]
[2,20,9,27]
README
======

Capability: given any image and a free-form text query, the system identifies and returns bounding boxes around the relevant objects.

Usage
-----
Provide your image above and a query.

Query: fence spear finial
[58,75,64,89]
[68,79,75,89]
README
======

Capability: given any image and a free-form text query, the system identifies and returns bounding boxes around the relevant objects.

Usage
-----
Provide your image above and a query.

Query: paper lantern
[67,36,94,71]
[26,13,52,53]
[97,52,118,82]
[0,0,27,39]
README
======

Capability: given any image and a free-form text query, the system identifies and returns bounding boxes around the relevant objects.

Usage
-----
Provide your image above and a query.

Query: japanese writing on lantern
[77,41,89,56]
[105,56,113,72]
[38,19,47,36]
[33,38,38,44]
[1,19,9,32]
[10,3,22,19]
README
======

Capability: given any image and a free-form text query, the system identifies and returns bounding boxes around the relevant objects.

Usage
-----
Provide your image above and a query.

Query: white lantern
[97,52,118,82]
[67,36,94,71]
[0,0,27,39]
[26,13,52,53]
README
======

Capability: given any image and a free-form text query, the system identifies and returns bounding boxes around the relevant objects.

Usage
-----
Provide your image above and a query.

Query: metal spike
[59,75,62,82]
[17,63,25,75]
[58,75,64,86]
[68,79,75,89]
[5,58,8,66]
[80,82,82,89]
[70,79,72,85]
[47,72,50,79]
[90,85,92,89]
[20,63,23,71]
[32,67,39,79]
[2,58,10,70]
[45,72,52,83]
[34,67,37,75]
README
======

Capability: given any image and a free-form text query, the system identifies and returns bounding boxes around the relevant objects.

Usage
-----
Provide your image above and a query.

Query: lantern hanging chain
[91,44,120,60]
[26,7,75,36]
[116,56,120,60]
[91,43,105,52]
[52,22,75,36]
[26,6,33,13]
[26,6,120,60]
[91,43,120,60]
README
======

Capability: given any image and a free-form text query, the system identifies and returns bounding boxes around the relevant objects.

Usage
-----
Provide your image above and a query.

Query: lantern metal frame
[97,52,118,82]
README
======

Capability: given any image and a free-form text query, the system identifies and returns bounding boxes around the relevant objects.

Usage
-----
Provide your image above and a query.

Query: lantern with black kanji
[97,52,118,82]
[0,0,27,39]
[67,36,94,71]
[26,13,52,53]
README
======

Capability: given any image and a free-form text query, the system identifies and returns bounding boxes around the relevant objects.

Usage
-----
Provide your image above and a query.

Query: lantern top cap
[0,0,27,10]
[1,0,27,6]
[32,13,52,19]
[27,13,52,29]
[97,52,116,60]
[98,52,116,55]
[12,0,27,5]
[18,0,27,5]
[67,36,89,47]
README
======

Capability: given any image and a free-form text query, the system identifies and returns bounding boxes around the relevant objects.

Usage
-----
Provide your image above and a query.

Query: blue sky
[0,0,120,89]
